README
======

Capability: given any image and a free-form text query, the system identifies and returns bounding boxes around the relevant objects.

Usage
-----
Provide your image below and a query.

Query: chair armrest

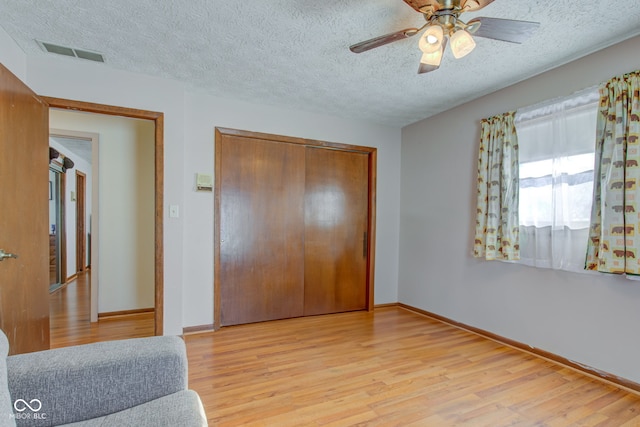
[7,335,187,426]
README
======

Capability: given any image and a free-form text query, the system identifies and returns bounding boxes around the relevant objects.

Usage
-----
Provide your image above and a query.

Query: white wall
[0,26,26,81]
[1,42,402,333]
[182,92,402,327]
[48,138,93,277]
[399,35,640,383]
[21,54,187,334]
[49,110,155,313]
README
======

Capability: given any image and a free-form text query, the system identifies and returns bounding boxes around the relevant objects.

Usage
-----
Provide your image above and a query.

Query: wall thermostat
[196,173,213,192]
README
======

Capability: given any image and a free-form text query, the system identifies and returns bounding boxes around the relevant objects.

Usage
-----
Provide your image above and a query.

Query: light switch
[169,205,179,218]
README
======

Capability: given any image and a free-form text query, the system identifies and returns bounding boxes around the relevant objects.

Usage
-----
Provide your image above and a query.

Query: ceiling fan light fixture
[420,46,443,67]
[449,29,476,59]
[418,24,444,54]
[349,0,540,74]
[466,20,482,34]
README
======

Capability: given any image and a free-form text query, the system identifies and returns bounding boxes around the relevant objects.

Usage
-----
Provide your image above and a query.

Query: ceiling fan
[349,0,540,74]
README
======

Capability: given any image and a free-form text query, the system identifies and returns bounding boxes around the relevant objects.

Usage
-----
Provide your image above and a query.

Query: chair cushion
[0,331,16,427]
[7,335,188,426]
[62,390,207,427]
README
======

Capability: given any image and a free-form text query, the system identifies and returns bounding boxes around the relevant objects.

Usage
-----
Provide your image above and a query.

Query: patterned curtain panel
[586,71,640,274]
[474,111,520,261]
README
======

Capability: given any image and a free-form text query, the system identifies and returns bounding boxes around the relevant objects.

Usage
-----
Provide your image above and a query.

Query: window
[515,87,599,272]
[519,153,595,230]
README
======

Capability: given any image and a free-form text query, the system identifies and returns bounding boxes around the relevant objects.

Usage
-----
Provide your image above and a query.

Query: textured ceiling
[50,136,92,164]
[1,1,640,127]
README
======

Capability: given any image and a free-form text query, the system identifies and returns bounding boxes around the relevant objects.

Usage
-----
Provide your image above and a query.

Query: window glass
[514,87,598,272]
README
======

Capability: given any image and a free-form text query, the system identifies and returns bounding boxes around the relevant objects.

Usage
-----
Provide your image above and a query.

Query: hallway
[49,271,154,348]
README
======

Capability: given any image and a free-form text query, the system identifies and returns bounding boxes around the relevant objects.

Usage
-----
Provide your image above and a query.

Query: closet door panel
[219,136,305,326]
[304,147,369,315]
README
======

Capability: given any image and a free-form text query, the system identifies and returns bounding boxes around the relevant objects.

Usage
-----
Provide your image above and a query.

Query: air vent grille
[37,40,105,63]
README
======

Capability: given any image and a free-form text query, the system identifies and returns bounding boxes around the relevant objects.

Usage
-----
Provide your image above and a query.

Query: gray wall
[399,35,640,383]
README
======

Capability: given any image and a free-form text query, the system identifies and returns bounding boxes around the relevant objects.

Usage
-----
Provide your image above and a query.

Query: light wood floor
[186,309,640,426]
[49,270,154,348]
[50,277,640,425]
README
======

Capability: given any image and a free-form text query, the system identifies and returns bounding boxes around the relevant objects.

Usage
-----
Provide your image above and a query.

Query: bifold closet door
[219,135,305,326]
[304,147,369,316]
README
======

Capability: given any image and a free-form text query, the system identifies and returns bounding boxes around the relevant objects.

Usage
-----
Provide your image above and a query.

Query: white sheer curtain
[515,87,599,272]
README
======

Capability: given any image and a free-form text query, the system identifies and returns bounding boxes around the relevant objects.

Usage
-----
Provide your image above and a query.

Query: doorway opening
[45,97,164,338]
[49,131,97,320]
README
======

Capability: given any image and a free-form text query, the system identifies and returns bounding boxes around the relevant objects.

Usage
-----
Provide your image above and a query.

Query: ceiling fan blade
[349,28,419,53]
[468,17,540,44]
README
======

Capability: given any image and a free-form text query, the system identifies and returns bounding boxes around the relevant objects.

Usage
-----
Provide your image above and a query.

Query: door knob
[0,249,18,262]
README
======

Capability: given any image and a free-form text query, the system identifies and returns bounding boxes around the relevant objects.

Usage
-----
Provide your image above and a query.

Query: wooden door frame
[43,97,165,336]
[76,170,86,273]
[213,127,377,329]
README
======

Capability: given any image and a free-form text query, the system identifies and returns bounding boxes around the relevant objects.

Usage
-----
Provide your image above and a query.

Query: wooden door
[0,63,50,354]
[304,147,369,315]
[76,171,86,272]
[219,135,306,326]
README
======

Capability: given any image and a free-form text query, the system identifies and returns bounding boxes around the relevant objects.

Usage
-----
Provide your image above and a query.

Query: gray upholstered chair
[0,330,207,426]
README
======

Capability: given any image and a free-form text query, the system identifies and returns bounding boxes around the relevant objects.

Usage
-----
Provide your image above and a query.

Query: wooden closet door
[304,147,369,315]
[219,135,305,326]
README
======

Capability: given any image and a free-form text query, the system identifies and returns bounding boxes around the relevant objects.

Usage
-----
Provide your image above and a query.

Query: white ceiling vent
[36,40,105,63]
